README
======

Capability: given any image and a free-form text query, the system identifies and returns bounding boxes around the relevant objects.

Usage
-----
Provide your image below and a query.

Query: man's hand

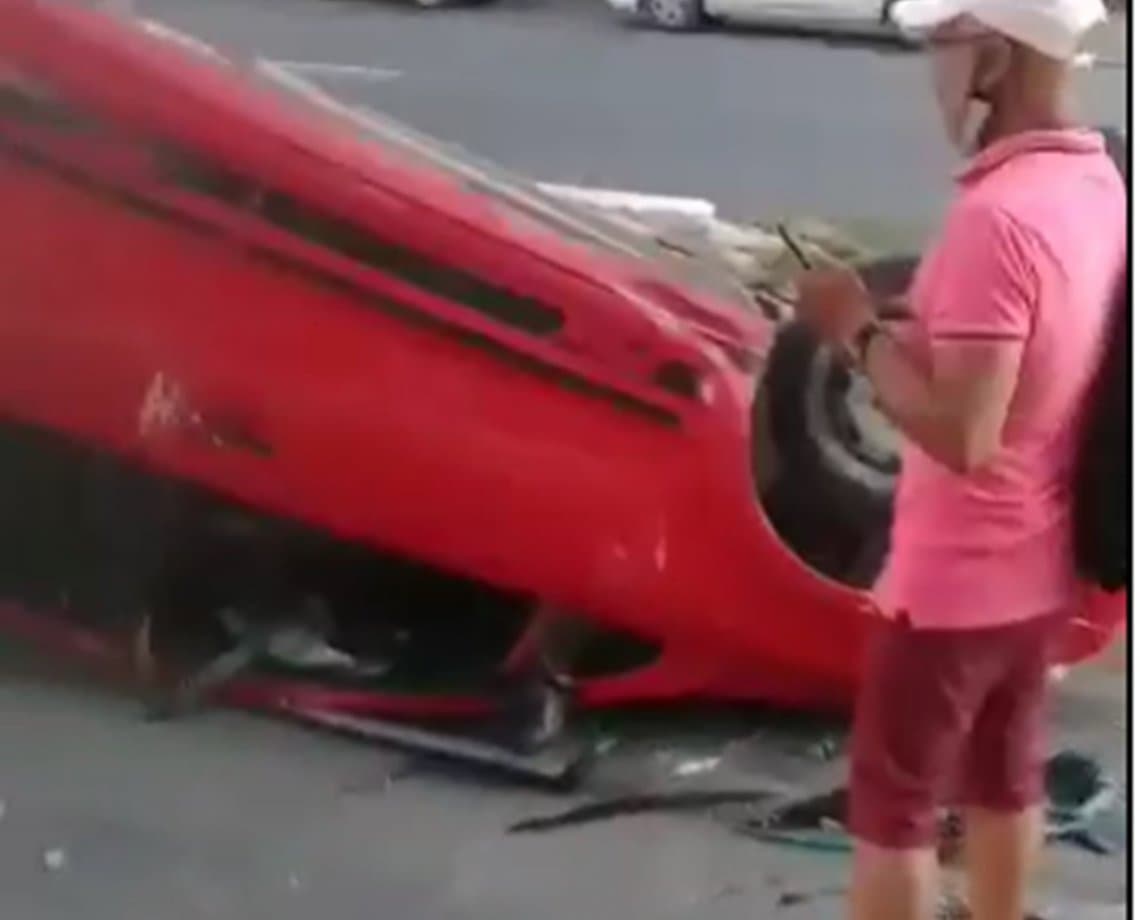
[793,266,878,351]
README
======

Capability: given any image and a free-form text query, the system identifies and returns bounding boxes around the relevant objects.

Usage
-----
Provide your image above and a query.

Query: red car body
[0,0,1124,715]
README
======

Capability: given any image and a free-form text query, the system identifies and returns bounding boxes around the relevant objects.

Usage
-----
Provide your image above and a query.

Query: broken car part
[285,706,595,790]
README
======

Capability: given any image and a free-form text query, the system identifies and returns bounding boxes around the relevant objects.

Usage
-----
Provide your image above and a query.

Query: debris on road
[776,885,846,910]
[733,786,851,853]
[1045,748,1120,855]
[553,186,917,321]
[730,748,1121,860]
[508,789,777,834]
[935,892,972,920]
[725,723,846,767]
[41,847,67,872]
[670,755,722,779]
[338,759,410,796]
[287,706,594,791]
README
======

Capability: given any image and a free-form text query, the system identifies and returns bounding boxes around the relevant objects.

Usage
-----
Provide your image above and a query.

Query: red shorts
[847,612,1062,850]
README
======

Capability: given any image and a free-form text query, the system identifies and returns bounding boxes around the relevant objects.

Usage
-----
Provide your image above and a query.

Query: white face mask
[930,41,990,155]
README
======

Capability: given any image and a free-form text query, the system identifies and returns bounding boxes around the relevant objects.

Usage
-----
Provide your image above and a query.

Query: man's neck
[978,95,1076,149]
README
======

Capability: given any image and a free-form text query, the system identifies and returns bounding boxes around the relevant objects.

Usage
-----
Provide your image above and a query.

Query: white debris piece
[42,848,67,872]
[538,184,716,226]
[672,756,723,778]
[704,220,782,254]
[539,183,890,306]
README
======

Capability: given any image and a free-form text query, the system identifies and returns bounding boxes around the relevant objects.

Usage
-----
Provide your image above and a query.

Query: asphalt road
[0,5,1130,919]
[0,649,1128,920]
[0,648,1126,920]
[139,0,1128,226]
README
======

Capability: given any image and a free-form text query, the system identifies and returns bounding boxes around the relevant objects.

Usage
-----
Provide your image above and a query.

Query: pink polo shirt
[874,129,1126,630]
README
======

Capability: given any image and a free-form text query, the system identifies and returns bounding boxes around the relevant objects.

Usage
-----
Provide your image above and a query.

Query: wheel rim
[805,347,900,493]
[645,0,694,27]
[840,373,899,469]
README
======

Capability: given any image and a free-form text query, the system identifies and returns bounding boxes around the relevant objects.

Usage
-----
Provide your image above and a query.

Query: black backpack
[1072,127,1129,593]
[1073,277,1129,592]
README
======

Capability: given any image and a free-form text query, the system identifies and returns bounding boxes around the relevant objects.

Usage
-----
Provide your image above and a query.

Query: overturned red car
[0,0,1124,724]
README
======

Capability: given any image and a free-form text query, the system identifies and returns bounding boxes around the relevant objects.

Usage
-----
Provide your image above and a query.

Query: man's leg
[849,842,939,920]
[846,619,983,920]
[959,615,1057,920]
[963,805,1043,920]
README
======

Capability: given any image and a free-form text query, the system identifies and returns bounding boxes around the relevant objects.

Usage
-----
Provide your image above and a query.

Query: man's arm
[873,204,1035,472]
[795,204,1035,475]
[860,330,1024,474]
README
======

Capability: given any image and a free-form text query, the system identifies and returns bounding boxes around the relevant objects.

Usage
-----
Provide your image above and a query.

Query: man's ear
[973,35,1012,95]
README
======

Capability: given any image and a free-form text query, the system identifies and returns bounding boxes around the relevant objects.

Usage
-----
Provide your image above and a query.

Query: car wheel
[768,322,899,500]
[763,323,897,586]
[761,255,917,586]
[857,254,920,308]
[642,0,704,31]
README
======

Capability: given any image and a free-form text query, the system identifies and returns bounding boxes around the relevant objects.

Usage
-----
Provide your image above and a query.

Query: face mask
[931,42,987,154]
[957,97,992,155]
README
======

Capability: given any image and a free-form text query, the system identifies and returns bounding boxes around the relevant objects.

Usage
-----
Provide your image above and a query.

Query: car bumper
[606,0,640,14]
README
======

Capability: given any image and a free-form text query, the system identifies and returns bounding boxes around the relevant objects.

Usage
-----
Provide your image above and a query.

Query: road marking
[252,61,656,259]
[254,57,381,112]
[266,60,403,83]
[254,61,722,251]
[136,18,230,64]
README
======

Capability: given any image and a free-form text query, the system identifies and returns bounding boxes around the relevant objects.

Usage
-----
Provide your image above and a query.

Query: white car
[611,0,908,37]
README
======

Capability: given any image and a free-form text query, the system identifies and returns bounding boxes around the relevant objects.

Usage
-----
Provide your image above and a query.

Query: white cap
[890,0,1108,60]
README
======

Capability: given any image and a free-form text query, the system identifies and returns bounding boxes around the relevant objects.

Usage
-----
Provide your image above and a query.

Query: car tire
[641,0,704,31]
[767,322,897,499]
[762,323,896,586]
[761,255,918,586]
[857,254,920,308]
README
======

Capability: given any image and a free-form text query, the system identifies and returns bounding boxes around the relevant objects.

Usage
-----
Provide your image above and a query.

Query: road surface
[138,0,1127,226]
[0,4,1130,918]
[0,649,1127,920]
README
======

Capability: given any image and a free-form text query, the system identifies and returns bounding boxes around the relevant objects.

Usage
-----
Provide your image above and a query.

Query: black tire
[762,324,894,586]
[857,254,920,305]
[641,0,704,31]
[759,255,918,586]
[766,324,896,504]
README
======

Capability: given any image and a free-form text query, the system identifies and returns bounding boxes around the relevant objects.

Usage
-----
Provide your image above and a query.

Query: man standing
[792,0,1126,918]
